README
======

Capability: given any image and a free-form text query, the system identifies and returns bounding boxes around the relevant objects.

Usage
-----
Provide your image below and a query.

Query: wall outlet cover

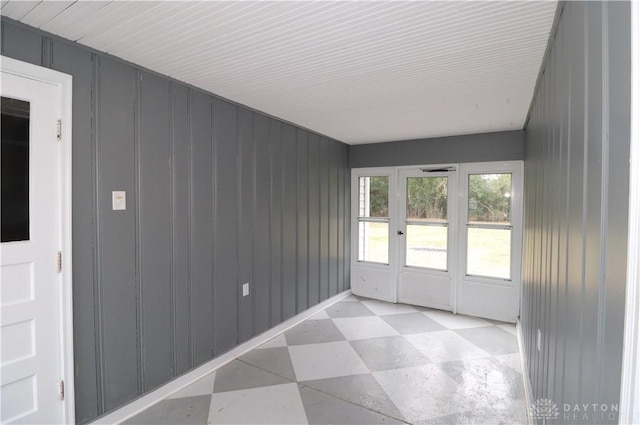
[242,283,249,297]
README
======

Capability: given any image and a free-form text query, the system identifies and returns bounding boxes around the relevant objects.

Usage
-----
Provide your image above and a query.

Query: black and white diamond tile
[289,340,370,381]
[300,373,405,420]
[381,312,446,335]
[298,384,404,424]
[125,297,526,425]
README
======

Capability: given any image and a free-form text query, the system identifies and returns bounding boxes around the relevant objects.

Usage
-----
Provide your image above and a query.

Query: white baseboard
[91,289,352,424]
[517,320,533,425]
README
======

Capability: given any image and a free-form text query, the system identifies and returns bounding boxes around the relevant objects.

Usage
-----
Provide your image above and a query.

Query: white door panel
[458,281,519,322]
[350,170,397,302]
[397,169,457,310]
[1,71,63,424]
[351,265,395,302]
[456,163,523,322]
[397,269,451,309]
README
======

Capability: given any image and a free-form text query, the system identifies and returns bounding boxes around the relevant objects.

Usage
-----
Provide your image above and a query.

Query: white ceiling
[1,1,557,144]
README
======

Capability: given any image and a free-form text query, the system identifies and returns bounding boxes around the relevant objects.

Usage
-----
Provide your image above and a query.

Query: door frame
[351,161,523,321]
[350,167,398,302]
[620,0,640,421]
[396,165,458,311]
[456,161,523,322]
[1,55,75,423]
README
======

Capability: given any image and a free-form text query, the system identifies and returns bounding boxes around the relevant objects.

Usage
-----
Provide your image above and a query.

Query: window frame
[356,174,391,265]
[464,172,514,280]
[403,174,451,271]
[458,163,523,286]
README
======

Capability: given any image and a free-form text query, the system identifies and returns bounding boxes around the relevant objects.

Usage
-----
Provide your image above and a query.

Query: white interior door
[397,168,457,310]
[1,70,64,423]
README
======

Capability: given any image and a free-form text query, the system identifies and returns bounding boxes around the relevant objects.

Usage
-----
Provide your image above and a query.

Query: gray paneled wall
[0,18,351,423]
[349,129,524,168]
[522,2,630,424]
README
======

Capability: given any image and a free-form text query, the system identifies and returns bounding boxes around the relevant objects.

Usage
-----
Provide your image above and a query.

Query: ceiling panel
[1,0,557,144]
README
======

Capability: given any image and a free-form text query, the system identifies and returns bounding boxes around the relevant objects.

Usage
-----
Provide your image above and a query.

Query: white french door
[351,161,522,322]
[397,168,457,310]
[350,169,397,302]
[1,57,73,424]
[456,162,523,322]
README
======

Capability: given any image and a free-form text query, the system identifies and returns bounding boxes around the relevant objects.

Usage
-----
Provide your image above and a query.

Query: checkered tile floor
[125,296,527,425]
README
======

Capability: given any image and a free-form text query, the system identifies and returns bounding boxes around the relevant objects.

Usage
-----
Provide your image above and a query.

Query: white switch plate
[112,191,126,211]
[537,329,542,351]
[242,283,249,297]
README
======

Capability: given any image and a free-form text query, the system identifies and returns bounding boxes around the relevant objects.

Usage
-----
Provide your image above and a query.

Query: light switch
[112,191,126,211]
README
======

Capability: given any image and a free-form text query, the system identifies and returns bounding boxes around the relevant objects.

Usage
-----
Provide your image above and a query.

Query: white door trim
[620,1,640,422]
[396,165,458,311]
[350,167,398,302]
[456,161,523,323]
[351,161,523,322]
[1,55,75,424]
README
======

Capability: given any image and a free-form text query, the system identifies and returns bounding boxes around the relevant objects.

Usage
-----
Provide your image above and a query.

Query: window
[1,97,30,243]
[466,173,512,279]
[405,176,448,270]
[357,176,389,264]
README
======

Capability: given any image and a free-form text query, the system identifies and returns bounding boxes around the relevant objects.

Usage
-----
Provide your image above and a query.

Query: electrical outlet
[537,329,542,351]
[242,283,249,297]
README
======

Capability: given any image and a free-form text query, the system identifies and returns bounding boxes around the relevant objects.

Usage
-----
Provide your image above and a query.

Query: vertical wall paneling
[269,119,283,326]
[50,39,99,423]
[138,71,172,391]
[337,143,345,293]
[1,21,42,64]
[343,144,351,291]
[41,36,53,69]
[553,16,570,400]
[237,108,254,343]
[282,124,298,320]
[296,129,309,312]
[582,3,604,404]
[522,2,630,423]
[190,91,214,365]
[171,83,192,376]
[329,141,339,296]
[213,98,239,354]
[564,2,586,406]
[349,130,525,168]
[92,53,106,418]
[253,113,272,334]
[319,138,330,299]
[307,134,321,306]
[601,2,631,405]
[96,57,139,411]
[0,18,351,423]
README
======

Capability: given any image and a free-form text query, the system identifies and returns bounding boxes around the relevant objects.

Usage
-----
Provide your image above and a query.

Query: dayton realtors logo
[530,398,619,423]
[531,399,560,422]
[562,403,619,422]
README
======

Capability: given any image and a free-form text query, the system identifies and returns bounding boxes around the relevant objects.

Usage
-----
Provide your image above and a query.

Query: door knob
[397,230,404,235]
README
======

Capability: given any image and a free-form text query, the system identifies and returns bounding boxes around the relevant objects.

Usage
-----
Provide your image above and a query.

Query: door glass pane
[406,224,447,270]
[468,174,512,224]
[358,221,388,264]
[406,177,447,221]
[1,97,30,242]
[358,176,388,218]
[467,228,511,279]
